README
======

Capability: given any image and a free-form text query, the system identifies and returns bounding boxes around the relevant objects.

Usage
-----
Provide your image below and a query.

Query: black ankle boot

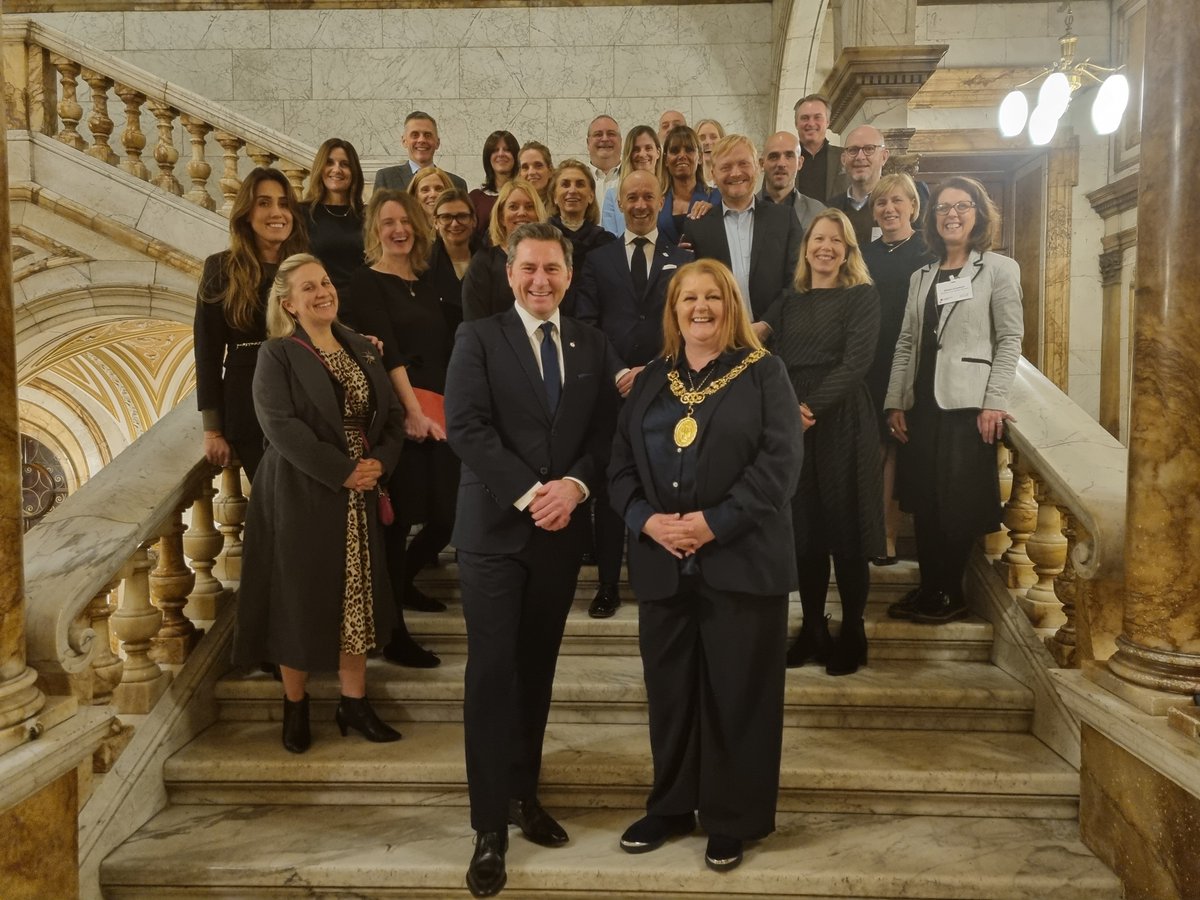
[282,694,311,754]
[825,618,868,676]
[786,615,832,668]
[335,695,402,742]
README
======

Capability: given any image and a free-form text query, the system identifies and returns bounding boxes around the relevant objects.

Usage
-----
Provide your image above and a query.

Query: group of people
[193,95,1023,898]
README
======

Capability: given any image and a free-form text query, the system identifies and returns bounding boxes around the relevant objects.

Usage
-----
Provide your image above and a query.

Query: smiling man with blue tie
[445,221,619,898]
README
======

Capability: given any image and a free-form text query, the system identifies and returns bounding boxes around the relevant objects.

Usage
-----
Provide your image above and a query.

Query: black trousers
[638,581,788,840]
[230,436,264,484]
[914,511,975,603]
[592,486,626,587]
[459,530,582,832]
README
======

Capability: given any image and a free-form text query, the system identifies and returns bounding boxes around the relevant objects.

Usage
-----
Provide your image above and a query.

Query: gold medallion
[674,415,698,448]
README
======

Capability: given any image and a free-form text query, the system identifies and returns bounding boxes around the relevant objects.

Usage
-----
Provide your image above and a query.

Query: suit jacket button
[539,466,549,476]
[639,314,646,320]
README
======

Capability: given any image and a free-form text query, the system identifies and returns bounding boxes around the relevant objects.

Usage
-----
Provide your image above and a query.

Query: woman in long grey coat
[233,253,407,754]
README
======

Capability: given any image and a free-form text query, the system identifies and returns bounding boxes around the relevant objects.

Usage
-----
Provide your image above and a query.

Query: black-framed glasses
[934,201,977,216]
[434,212,474,226]
[843,144,882,158]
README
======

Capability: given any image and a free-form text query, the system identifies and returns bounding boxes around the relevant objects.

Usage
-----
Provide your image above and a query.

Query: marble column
[1106,0,1200,696]
[0,58,48,734]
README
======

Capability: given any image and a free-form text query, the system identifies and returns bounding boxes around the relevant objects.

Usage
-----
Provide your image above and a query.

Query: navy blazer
[445,308,620,556]
[682,201,802,319]
[574,236,694,367]
[608,352,803,601]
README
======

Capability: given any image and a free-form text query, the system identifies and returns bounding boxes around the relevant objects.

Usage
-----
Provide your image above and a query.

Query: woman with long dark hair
[195,167,307,481]
[469,130,519,240]
[300,139,365,304]
[659,125,718,245]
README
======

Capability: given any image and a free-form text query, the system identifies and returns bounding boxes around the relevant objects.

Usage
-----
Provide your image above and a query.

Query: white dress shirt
[722,199,756,313]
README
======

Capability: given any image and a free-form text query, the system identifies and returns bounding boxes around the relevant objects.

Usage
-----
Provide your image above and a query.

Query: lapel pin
[364,353,376,364]
[569,341,576,348]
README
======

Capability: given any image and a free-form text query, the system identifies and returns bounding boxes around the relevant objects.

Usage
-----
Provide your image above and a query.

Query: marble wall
[32,5,776,186]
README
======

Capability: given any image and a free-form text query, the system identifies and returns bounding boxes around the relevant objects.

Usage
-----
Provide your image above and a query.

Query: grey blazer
[374,163,469,193]
[884,249,1023,412]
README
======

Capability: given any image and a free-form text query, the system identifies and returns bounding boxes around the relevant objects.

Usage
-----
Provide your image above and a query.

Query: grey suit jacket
[374,163,468,193]
[757,187,825,235]
[884,249,1024,412]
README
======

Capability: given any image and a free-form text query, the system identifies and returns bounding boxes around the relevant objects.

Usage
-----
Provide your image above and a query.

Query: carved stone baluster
[80,68,118,164]
[150,508,202,665]
[87,581,123,705]
[994,454,1037,589]
[179,114,216,210]
[184,477,227,621]
[279,163,307,197]
[213,130,246,216]
[1046,509,1082,666]
[114,84,149,180]
[984,442,1014,556]
[49,55,86,151]
[147,101,183,196]
[245,144,278,169]
[111,543,171,713]
[213,463,247,584]
[1019,482,1068,627]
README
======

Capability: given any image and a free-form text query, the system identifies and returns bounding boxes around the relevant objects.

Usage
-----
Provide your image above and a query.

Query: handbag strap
[288,335,375,453]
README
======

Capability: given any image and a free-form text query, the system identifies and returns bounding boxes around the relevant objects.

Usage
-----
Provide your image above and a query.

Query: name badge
[936,276,973,306]
[871,226,883,243]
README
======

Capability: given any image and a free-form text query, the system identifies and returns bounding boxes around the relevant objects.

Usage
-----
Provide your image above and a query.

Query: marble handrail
[23,400,211,680]
[1004,358,1127,581]
[4,18,315,175]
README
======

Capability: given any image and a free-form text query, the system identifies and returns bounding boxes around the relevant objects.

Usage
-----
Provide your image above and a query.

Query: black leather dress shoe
[466,830,507,898]
[886,586,926,620]
[588,583,621,619]
[508,797,568,846]
[911,590,969,624]
[619,812,695,853]
[403,584,447,613]
[382,634,441,669]
[704,834,744,871]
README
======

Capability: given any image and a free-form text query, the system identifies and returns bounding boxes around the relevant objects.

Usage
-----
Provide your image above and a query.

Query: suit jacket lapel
[288,326,346,439]
[501,307,554,421]
[628,363,666,511]
[748,203,768,285]
[935,250,983,342]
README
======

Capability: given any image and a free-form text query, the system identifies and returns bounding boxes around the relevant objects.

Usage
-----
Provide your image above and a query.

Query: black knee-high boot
[826,554,869,676]
[787,554,833,668]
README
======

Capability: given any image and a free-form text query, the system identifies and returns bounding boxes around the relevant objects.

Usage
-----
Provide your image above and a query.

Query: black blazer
[461,245,513,322]
[681,202,802,319]
[373,164,468,193]
[575,237,693,367]
[608,352,803,601]
[445,308,620,556]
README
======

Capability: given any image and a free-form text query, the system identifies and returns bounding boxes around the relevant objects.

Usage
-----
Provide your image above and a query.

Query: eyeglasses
[434,212,474,226]
[843,144,883,159]
[934,201,977,216]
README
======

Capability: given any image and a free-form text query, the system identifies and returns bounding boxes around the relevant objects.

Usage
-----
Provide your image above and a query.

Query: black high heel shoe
[282,694,311,754]
[786,615,832,668]
[825,618,868,676]
[335,695,402,742]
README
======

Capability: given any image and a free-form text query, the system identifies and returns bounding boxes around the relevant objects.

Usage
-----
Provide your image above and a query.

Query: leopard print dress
[319,347,375,655]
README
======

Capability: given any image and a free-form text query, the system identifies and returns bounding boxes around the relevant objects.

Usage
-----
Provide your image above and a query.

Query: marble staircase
[100,561,1123,898]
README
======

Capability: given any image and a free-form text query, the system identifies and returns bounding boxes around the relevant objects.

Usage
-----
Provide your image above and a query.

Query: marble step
[407,599,994,661]
[217,655,1033,732]
[414,559,923,606]
[166,720,1080,819]
[101,804,1122,899]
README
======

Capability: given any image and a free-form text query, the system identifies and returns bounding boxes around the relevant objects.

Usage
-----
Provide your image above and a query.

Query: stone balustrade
[23,401,244,722]
[3,18,315,215]
[990,359,1128,667]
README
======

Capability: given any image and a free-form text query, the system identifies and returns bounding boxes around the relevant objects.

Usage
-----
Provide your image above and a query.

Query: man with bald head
[827,124,890,247]
[758,132,826,234]
[575,169,693,619]
[587,114,622,201]
[658,110,687,143]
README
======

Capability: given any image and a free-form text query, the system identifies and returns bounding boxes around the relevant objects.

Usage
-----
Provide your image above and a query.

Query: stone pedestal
[1105,0,1200,695]
[0,769,79,900]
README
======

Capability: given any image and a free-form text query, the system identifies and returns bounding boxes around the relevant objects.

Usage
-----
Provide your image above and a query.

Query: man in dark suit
[682,134,802,320]
[574,169,693,618]
[445,221,618,898]
[758,131,826,235]
[373,110,468,193]
[794,93,847,203]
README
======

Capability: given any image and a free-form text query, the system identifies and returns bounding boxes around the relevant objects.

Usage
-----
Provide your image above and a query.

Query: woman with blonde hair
[195,167,308,481]
[462,177,546,321]
[408,165,456,224]
[600,125,663,236]
[760,208,884,676]
[234,253,406,753]
[342,190,450,666]
[694,118,726,185]
[610,259,802,871]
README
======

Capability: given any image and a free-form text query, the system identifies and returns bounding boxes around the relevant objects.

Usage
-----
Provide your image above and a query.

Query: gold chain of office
[666,349,768,447]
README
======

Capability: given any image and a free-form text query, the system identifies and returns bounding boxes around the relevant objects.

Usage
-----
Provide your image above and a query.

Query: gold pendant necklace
[666,349,767,448]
